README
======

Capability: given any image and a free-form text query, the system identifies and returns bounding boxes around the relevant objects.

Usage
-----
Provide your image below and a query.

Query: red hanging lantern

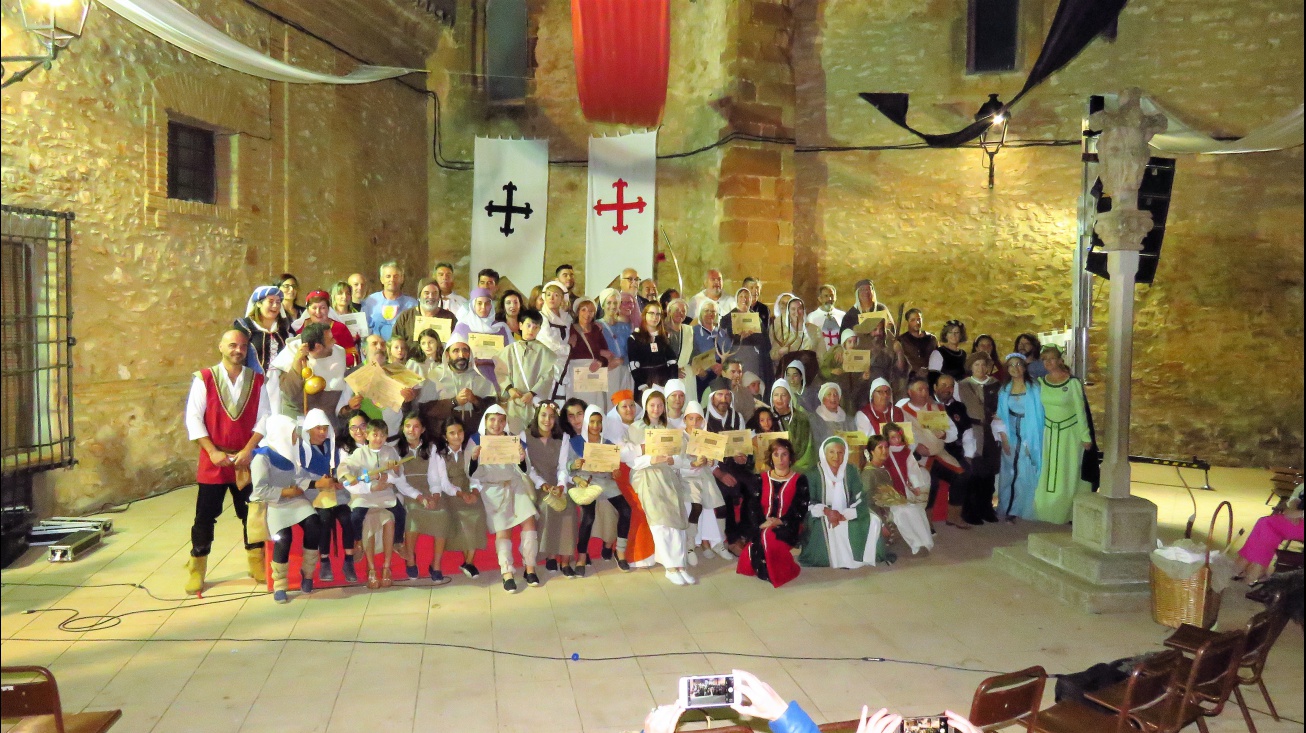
[571,0,670,127]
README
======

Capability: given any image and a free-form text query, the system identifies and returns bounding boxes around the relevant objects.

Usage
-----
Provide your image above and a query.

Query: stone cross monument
[995,89,1169,613]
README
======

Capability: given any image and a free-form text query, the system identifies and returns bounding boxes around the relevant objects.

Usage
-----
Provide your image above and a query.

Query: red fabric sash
[736,472,801,588]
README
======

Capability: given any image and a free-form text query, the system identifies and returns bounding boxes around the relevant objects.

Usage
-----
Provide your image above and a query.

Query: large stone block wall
[1,0,430,513]
[791,0,1304,467]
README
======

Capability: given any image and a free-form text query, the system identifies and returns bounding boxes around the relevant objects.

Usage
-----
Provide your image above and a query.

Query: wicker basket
[1151,501,1232,629]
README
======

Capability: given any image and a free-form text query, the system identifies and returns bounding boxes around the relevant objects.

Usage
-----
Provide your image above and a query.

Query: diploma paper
[479,435,522,465]
[344,363,423,412]
[842,349,871,371]
[838,430,869,447]
[732,311,761,335]
[644,428,683,457]
[915,410,952,433]
[753,431,789,466]
[572,366,609,393]
[337,311,370,340]
[414,315,453,343]
[687,430,727,461]
[582,442,621,472]
[468,332,506,360]
[855,310,889,334]
[690,350,718,376]
[722,429,754,456]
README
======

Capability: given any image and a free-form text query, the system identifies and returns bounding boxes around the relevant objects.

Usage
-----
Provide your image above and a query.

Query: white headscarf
[663,378,688,414]
[461,289,502,333]
[684,400,705,419]
[784,359,808,395]
[640,386,666,427]
[597,287,621,321]
[817,435,849,496]
[300,408,337,471]
[581,404,607,444]
[816,382,846,422]
[477,403,508,437]
[260,414,299,464]
[603,393,640,444]
[770,379,793,408]
[868,377,893,407]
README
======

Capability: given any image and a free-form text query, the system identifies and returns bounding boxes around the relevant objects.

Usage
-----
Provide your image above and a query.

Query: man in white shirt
[687,269,736,321]
[432,262,469,318]
[183,330,273,594]
[806,284,846,350]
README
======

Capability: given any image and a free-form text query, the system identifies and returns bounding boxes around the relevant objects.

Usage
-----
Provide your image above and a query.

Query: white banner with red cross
[585,131,657,295]
[471,137,550,293]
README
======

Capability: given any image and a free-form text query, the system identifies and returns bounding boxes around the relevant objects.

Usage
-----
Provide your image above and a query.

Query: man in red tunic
[183,330,271,594]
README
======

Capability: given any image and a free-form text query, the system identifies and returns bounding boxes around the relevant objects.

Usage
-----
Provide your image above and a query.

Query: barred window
[1,205,75,476]
[167,121,217,204]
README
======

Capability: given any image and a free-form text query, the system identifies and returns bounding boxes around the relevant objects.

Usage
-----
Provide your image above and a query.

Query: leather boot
[184,555,207,595]
[300,550,321,593]
[271,561,290,603]
[946,505,972,530]
[247,545,266,583]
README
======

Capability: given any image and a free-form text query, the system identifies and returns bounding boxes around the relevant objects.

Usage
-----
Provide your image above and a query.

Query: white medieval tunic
[251,453,314,537]
[469,430,538,533]
[495,340,559,435]
[807,442,879,569]
[340,444,420,553]
[883,446,935,555]
[623,421,690,568]
[673,435,726,547]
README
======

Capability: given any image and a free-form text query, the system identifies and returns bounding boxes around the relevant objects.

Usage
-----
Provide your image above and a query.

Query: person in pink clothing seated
[1234,484,1303,585]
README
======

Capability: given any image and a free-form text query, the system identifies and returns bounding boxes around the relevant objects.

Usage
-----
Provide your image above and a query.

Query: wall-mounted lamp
[2,0,93,89]
[975,93,1009,189]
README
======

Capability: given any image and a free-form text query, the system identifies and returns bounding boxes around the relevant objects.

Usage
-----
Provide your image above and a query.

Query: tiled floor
[2,463,1302,732]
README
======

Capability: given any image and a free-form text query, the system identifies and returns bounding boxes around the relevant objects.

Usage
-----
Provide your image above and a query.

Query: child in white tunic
[621,388,695,586]
[469,404,540,593]
[674,401,728,566]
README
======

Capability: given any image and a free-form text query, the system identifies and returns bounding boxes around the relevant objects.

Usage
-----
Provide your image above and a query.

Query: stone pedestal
[994,493,1158,615]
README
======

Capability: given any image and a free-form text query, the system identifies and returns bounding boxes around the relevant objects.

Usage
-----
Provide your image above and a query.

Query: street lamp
[2,0,92,89]
[975,93,1009,189]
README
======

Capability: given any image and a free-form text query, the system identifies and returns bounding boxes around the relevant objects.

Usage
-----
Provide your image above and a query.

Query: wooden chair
[1164,603,1290,732]
[967,666,1048,731]
[1266,467,1301,509]
[1087,630,1246,733]
[1032,651,1180,733]
[0,666,121,733]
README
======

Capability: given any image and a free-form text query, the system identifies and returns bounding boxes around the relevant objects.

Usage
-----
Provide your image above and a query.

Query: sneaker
[300,576,314,594]
[524,572,542,587]
[616,559,631,572]
[273,590,289,603]
[461,563,480,579]
[318,563,335,583]
[406,563,420,580]
[561,565,576,578]
[429,569,451,586]
[502,576,518,593]
[545,558,558,572]
[343,561,358,584]
[677,570,698,585]
[686,548,699,566]
[711,544,736,561]
[601,546,614,561]
[573,564,587,578]
[665,570,687,586]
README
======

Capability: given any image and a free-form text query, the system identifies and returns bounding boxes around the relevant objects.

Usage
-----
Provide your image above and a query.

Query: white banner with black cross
[471,137,549,292]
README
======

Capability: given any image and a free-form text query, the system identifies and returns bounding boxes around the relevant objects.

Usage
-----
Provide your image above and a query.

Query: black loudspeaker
[1086,157,1176,284]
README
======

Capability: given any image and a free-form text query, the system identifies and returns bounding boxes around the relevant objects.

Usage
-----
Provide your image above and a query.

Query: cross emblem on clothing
[593,178,646,234]
[485,182,533,236]
[823,330,840,348]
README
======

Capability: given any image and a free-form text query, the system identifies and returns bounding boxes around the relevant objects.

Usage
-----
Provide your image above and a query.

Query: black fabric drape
[860,0,1130,147]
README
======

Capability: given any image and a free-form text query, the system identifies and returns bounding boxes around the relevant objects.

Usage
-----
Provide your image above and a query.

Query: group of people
[184,260,1098,600]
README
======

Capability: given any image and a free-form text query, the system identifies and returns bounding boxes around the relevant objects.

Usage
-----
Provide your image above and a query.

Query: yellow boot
[185,555,207,595]
[247,546,266,583]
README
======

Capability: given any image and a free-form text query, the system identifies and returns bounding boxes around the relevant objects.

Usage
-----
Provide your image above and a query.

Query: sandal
[366,570,380,590]
[380,568,393,588]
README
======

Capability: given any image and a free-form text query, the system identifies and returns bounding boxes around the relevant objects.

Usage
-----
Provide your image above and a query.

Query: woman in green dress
[1035,346,1092,524]
[798,436,879,568]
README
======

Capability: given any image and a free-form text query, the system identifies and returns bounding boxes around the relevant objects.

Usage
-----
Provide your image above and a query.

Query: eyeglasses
[623,276,640,282]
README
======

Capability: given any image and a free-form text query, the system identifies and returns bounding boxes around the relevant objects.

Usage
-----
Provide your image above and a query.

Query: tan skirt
[446,494,489,553]
[406,497,452,539]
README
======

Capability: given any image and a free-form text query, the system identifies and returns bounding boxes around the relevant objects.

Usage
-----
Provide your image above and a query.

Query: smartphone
[677,674,739,709]
[901,715,950,733]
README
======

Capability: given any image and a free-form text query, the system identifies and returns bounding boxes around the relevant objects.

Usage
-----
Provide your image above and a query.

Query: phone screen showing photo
[901,715,950,733]
[683,674,736,709]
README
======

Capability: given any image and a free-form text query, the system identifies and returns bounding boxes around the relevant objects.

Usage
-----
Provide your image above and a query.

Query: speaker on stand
[1085,157,1177,284]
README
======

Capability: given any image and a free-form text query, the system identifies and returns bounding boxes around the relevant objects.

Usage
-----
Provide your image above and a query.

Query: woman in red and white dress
[737,439,809,588]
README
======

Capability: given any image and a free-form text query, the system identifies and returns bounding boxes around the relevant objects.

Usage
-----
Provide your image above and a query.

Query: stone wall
[1,0,430,513]
[790,0,1304,468]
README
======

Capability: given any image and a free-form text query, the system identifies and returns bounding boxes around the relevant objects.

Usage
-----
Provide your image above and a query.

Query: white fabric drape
[1099,93,1304,155]
[100,0,423,84]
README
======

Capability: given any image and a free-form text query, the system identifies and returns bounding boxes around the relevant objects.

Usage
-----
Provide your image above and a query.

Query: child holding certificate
[621,388,695,586]
[675,401,730,566]
[469,404,539,593]
[560,404,631,577]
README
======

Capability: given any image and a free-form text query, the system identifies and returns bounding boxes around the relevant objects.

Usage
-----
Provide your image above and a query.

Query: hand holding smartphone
[676,674,739,709]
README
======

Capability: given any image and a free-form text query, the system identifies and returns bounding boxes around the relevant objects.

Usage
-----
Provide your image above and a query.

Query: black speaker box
[1086,157,1176,284]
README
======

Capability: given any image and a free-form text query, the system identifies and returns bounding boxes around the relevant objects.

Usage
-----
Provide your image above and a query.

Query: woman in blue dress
[995,353,1044,522]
